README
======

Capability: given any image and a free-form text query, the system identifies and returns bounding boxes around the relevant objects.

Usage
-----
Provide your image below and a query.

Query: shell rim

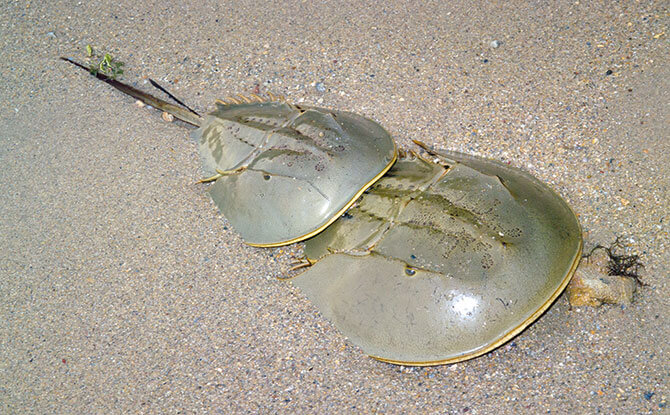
[246,141,398,248]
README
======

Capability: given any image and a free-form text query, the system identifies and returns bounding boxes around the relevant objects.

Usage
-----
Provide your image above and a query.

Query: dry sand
[1,1,667,413]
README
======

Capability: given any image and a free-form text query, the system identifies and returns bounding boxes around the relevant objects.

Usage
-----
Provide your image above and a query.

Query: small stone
[162,112,174,122]
[567,249,636,306]
[135,100,145,108]
[315,82,326,92]
[490,40,501,48]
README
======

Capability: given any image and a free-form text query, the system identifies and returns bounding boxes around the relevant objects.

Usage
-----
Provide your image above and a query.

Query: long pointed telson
[148,78,200,117]
[60,57,203,126]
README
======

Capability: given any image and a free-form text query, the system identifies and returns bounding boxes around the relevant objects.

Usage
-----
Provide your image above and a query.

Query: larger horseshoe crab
[291,144,582,365]
[61,58,397,247]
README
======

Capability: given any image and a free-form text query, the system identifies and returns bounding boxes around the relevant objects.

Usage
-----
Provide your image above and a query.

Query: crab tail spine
[60,57,203,127]
[147,78,200,117]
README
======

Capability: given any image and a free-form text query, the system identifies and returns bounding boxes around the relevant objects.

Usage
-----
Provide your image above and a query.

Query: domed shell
[292,150,582,365]
[192,100,397,247]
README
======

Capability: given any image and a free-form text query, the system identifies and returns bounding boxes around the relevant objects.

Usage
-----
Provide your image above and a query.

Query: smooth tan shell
[292,151,582,365]
[192,100,397,247]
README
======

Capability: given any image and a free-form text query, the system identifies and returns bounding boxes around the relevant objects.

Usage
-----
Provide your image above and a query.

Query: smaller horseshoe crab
[61,58,397,247]
[291,144,582,365]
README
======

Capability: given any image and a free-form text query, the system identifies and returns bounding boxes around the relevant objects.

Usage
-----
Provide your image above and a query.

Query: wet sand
[1,1,667,413]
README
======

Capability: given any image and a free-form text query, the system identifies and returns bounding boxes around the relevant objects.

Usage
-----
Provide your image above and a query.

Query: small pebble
[490,40,500,48]
[568,269,635,307]
[315,82,326,92]
[566,248,636,306]
[135,100,145,108]
[162,112,174,122]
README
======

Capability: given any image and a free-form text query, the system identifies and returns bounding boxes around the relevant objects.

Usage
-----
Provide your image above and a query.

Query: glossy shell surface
[192,100,397,247]
[292,150,582,365]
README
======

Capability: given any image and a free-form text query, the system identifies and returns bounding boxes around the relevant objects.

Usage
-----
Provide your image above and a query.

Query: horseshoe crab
[61,58,397,247]
[291,144,582,365]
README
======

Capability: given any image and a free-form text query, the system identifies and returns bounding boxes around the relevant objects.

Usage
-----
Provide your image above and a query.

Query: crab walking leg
[197,167,248,183]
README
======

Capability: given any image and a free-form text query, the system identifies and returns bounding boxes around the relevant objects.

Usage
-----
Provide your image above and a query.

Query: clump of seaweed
[85,45,124,80]
[583,236,646,286]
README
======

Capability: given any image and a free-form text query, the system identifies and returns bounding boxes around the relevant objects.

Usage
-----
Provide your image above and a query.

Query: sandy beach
[1,1,667,413]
